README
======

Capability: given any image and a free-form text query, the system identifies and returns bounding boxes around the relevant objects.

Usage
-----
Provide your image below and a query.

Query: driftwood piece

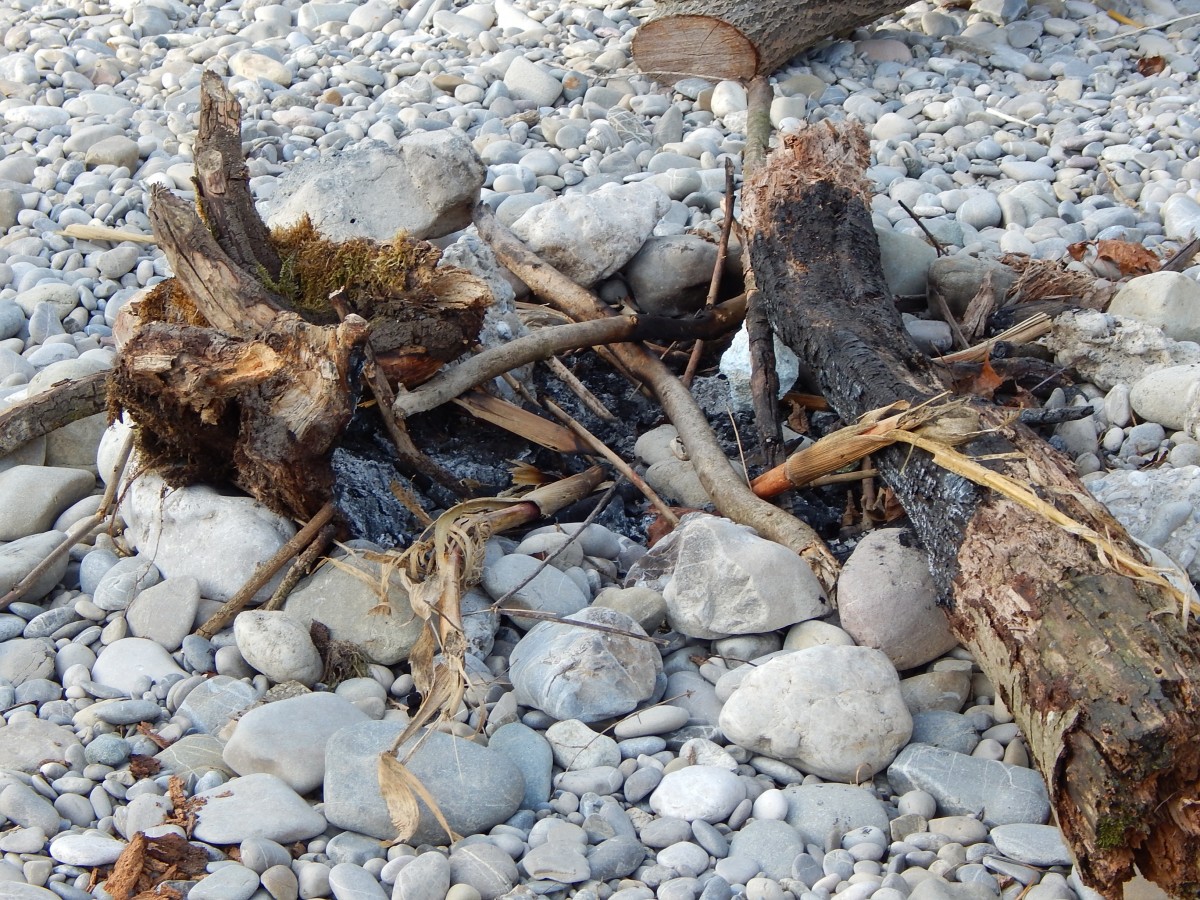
[0,370,108,457]
[743,121,1200,899]
[111,74,490,519]
[631,0,909,82]
[194,70,281,280]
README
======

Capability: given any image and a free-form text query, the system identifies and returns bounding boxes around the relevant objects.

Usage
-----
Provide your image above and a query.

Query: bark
[0,370,108,457]
[743,122,1200,900]
[631,0,909,82]
[194,70,282,280]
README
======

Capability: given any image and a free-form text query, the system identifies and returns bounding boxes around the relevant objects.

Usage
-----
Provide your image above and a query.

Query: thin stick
[489,607,669,644]
[928,284,971,352]
[492,479,619,610]
[0,429,134,610]
[542,397,679,525]
[683,157,737,389]
[196,501,336,638]
[543,356,616,421]
[263,523,336,612]
[897,199,946,257]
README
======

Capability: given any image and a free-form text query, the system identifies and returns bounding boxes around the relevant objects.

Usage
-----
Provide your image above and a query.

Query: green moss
[262,216,439,321]
[1095,814,1137,849]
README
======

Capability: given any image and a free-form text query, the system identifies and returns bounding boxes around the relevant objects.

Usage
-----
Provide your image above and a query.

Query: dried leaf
[959,357,1005,400]
[1137,55,1166,75]
[508,460,551,486]
[1095,239,1160,276]
[377,753,421,841]
[377,751,461,844]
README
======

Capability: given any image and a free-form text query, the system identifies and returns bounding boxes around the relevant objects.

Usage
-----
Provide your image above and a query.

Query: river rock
[0,466,95,540]
[835,528,957,670]
[176,676,261,735]
[266,130,485,242]
[1129,364,1200,433]
[658,514,827,639]
[126,576,200,650]
[782,783,891,846]
[510,181,671,285]
[720,645,912,782]
[120,470,296,603]
[926,257,1018,318]
[623,235,719,316]
[988,823,1073,866]
[480,553,589,630]
[649,766,746,823]
[887,743,1051,825]
[0,638,55,685]
[234,611,324,686]
[323,721,524,843]
[0,718,81,772]
[192,773,326,844]
[222,692,370,794]
[1108,272,1200,344]
[91,638,186,693]
[0,531,69,602]
[508,607,663,722]
[284,548,424,665]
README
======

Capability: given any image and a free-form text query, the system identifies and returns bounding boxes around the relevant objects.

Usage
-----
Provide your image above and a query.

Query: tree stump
[108,73,490,520]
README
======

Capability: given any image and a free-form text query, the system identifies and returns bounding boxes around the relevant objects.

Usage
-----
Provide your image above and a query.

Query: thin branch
[0,429,134,610]
[263,523,336,612]
[492,478,620,610]
[487,607,669,644]
[0,370,109,457]
[195,501,336,638]
[542,397,679,525]
[393,297,747,418]
[896,199,946,257]
[543,356,616,421]
[683,157,737,388]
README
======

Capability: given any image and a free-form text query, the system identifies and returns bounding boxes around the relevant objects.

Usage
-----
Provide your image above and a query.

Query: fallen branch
[0,370,109,457]
[394,297,747,418]
[744,120,1200,899]
[473,204,839,590]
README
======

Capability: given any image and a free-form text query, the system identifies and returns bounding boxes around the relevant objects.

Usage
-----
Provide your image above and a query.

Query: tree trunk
[631,0,909,82]
[743,122,1200,899]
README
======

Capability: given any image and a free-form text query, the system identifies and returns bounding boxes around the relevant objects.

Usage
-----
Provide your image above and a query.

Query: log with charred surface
[742,121,1200,899]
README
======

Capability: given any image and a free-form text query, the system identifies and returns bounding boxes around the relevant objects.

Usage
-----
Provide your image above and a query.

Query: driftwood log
[631,0,909,82]
[743,121,1200,899]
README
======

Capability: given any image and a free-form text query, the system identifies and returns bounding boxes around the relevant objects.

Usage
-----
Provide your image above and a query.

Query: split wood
[472,203,839,591]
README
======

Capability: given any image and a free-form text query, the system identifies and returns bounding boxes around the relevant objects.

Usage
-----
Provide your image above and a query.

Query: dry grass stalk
[372,469,605,843]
